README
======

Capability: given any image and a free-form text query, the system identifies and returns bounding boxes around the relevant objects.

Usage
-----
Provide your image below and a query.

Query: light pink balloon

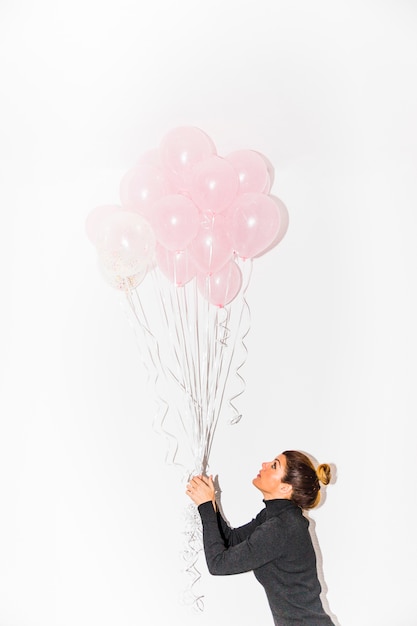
[159,126,216,190]
[197,260,242,307]
[85,204,121,245]
[190,156,240,214]
[262,171,272,194]
[254,196,289,257]
[135,148,163,168]
[149,194,200,251]
[229,193,281,259]
[258,152,275,193]
[156,245,197,286]
[119,163,172,220]
[225,150,269,194]
[96,210,156,277]
[188,213,234,275]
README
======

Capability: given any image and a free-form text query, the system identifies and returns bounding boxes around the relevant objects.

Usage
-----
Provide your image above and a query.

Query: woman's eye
[271,462,277,469]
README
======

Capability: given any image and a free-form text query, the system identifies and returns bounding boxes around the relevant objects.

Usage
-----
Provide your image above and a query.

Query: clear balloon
[85,204,121,245]
[197,260,242,307]
[225,150,269,194]
[188,213,233,275]
[156,245,197,286]
[96,210,156,277]
[150,194,200,251]
[229,192,281,259]
[159,126,216,190]
[190,155,240,214]
[119,163,172,220]
[99,259,148,291]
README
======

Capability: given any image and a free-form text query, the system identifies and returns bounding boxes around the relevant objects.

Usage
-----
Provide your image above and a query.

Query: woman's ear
[280,482,293,496]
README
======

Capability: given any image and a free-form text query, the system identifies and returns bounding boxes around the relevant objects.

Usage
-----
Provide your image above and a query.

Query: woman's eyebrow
[274,458,281,466]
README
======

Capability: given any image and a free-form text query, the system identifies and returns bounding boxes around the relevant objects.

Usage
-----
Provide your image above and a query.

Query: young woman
[186,450,335,626]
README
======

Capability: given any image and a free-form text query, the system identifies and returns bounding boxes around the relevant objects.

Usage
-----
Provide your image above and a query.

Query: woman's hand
[186,474,216,508]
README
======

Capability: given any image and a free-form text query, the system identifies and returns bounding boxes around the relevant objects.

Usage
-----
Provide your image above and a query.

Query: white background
[1,1,417,625]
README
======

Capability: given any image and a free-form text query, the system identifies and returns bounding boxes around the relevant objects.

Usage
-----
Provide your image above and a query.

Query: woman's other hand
[186,474,216,508]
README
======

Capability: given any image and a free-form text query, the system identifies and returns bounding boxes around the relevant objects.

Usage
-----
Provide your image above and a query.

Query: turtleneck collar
[263,498,299,518]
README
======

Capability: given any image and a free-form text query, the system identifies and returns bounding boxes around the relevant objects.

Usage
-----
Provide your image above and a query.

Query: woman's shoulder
[264,499,301,518]
[264,501,308,532]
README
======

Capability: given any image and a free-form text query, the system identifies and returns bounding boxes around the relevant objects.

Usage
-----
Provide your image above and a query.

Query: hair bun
[316,463,331,486]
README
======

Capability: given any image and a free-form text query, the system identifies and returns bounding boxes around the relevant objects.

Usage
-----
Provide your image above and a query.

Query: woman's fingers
[190,475,206,487]
[185,474,216,500]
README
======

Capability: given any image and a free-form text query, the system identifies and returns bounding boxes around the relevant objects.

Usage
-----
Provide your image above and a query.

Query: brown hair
[282,450,331,510]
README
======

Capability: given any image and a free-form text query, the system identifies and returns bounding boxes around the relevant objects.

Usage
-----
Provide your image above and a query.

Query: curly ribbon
[123,289,181,469]
[123,283,207,610]
[227,258,253,425]
[121,259,253,612]
[181,502,204,612]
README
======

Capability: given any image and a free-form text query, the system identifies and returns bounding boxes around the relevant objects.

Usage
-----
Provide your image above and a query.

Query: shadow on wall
[307,460,340,626]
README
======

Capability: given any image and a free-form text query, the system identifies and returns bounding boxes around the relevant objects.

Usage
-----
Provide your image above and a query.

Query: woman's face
[252,453,292,499]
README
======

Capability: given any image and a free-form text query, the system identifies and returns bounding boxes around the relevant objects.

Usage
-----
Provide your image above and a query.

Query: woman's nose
[262,462,268,469]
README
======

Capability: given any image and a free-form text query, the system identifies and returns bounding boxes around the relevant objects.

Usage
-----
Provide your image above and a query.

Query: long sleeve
[198,500,335,625]
[216,507,266,546]
[198,501,286,576]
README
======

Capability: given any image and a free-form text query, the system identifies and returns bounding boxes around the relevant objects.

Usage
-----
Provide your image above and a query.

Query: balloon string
[125,285,206,612]
[151,271,205,465]
[139,272,207,611]
[202,259,253,458]
[123,289,181,469]
[202,306,229,464]
[123,260,253,613]
[172,283,203,454]
[227,258,253,425]
[197,276,224,469]
[181,502,204,612]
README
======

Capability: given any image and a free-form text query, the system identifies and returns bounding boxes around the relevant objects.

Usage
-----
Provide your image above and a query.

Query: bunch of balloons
[86,126,288,307]
[86,127,289,610]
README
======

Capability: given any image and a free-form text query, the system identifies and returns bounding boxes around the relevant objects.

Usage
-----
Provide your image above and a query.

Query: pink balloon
[190,156,240,214]
[225,150,269,194]
[119,163,172,220]
[188,214,234,275]
[229,193,281,259]
[85,204,122,245]
[254,196,289,257]
[149,194,200,251]
[156,245,197,286]
[159,126,216,190]
[96,210,156,277]
[135,148,163,168]
[262,171,272,194]
[258,152,275,193]
[197,260,242,307]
